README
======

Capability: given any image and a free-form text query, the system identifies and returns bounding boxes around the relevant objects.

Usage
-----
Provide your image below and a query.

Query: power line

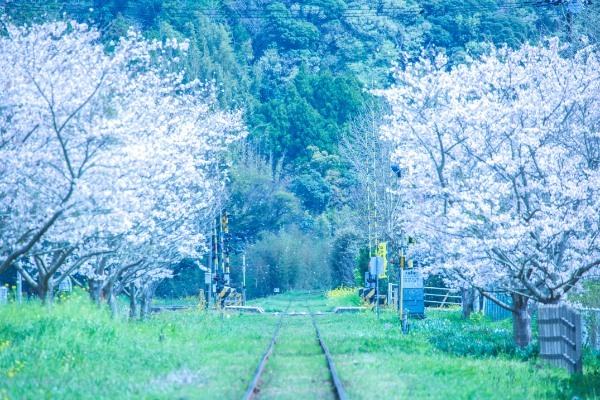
[1,0,565,22]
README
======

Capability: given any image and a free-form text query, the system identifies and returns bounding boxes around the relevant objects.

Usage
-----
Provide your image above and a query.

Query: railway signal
[212,210,242,308]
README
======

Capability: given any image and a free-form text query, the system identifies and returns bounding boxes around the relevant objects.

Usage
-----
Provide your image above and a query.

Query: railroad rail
[311,312,348,400]
[242,302,291,400]
[242,303,347,400]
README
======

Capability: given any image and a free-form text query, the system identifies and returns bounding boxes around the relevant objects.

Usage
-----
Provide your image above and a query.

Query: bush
[326,286,361,308]
[414,310,538,360]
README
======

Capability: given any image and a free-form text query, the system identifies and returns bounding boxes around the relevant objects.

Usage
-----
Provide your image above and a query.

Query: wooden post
[439,290,450,308]
[574,308,583,373]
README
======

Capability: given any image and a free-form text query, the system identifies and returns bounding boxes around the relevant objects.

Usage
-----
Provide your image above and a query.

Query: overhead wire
[1,0,568,22]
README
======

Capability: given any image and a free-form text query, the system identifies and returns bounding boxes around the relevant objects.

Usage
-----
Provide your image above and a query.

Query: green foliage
[254,87,327,164]
[329,228,360,286]
[245,227,332,298]
[571,277,600,309]
[251,66,367,166]
[177,15,254,109]
[419,311,539,360]
[267,2,320,50]
[326,286,361,308]
[155,259,204,299]
[313,0,348,19]
[227,144,303,242]
[291,170,332,213]
[421,0,538,57]
[353,268,363,287]
[355,246,370,286]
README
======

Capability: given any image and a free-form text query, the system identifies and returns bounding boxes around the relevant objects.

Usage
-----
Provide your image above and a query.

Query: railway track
[243,302,347,400]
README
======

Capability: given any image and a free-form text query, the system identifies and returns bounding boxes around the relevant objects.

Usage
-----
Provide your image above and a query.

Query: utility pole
[399,238,405,321]
[222,211,230,286]
[212,215,220,308]
[396,234,403,314]
[16,269,22,304]
[242,253,246,306]
[206,234,213,308]
[376,259,380,320]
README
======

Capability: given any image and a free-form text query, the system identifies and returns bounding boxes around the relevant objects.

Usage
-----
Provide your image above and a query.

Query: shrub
[326,286,361,308]
[413,310,538,360]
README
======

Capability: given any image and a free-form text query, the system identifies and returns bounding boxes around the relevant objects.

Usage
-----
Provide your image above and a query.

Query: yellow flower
[7,371,14,378]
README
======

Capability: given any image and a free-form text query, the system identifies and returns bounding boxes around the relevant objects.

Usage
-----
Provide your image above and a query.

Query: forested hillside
[2,0,599,298]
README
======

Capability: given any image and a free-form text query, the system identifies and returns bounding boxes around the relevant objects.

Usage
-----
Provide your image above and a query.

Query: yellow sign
[376,242,388,278]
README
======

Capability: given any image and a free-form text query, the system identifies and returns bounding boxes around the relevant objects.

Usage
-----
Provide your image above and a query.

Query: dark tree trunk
[140,290,150,320]
[140,282,157,320]
[129,283,138,320]
[107,286,119,319]
[39,277,54,305]
[511,293,532,347]
[88,278,104,306]
[461,287,476,319]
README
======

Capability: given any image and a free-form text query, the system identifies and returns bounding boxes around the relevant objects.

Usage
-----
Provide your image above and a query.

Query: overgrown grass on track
[259,314,335,400]
[247,290,328,312]
[1,290,599,399]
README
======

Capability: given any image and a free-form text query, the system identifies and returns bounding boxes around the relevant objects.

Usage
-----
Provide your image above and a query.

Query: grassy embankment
[0,289,598,399]
[0,289,278,399]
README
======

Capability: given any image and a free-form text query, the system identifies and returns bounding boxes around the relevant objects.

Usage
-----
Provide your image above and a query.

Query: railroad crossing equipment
[358,287,386,310]
[198,289,206,308]
[359,287,376,308]
[375,242,388,278]
[216,285,242,308]
[211,209,242,309]
[361,256,387,315]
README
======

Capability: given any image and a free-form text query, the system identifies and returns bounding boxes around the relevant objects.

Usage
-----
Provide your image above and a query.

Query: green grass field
[0,290,598,399]
[0,290,279,399]
[247,290,329,312]
[317,311,600,399]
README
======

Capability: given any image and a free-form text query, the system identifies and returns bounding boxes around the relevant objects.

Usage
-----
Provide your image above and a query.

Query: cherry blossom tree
[380,40,600,346]
[0,21,245,305]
